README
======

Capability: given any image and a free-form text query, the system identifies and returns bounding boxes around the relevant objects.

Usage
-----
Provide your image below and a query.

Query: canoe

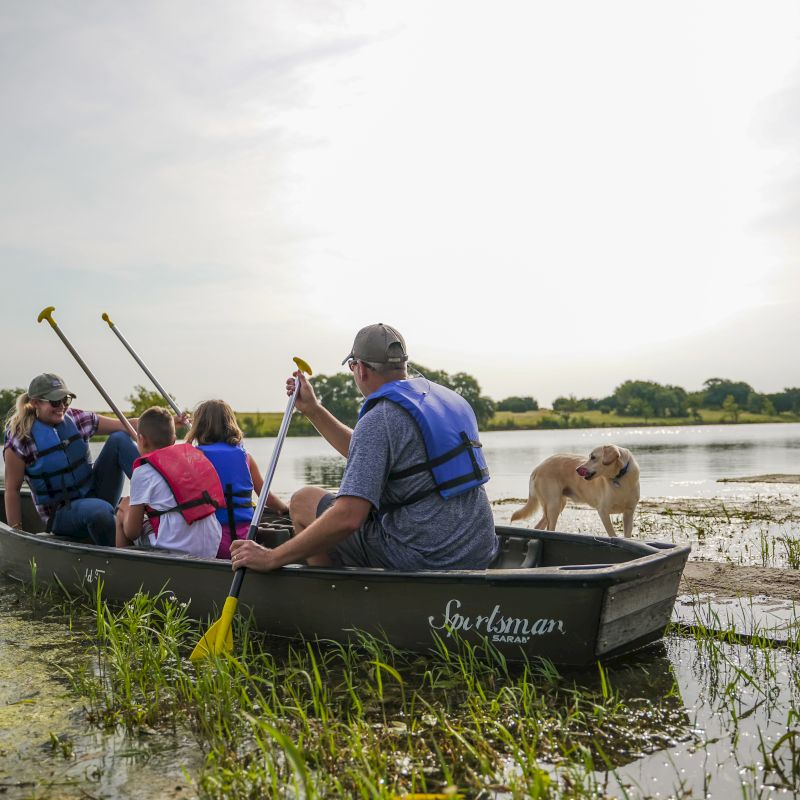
[0,489,689,666]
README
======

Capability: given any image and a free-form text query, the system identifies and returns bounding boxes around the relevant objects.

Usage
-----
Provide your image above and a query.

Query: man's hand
[230,539,277,572]
[286,370,320,417]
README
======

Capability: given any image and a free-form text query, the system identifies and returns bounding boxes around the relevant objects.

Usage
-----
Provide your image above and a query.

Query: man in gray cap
[230,323,499,572]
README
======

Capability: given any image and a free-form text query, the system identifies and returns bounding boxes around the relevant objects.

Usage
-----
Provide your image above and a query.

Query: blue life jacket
[359,378,490,510]
[197,442,255,529]
[26,416,93,519]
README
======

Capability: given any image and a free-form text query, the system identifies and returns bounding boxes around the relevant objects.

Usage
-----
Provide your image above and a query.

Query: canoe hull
[0,495,689,666]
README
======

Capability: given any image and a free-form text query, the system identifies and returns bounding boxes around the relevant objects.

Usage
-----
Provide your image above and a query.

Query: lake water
[213,421,800,504]
[2,422,797,504]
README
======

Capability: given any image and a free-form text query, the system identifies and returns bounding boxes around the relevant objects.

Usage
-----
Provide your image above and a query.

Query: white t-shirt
[130,463,222,558]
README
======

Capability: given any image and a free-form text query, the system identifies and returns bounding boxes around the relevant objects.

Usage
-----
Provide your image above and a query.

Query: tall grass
[57,589,693,799]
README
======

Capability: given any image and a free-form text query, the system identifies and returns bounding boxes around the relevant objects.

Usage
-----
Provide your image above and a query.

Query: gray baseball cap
[342,323,408,365]
[28,373,76,401]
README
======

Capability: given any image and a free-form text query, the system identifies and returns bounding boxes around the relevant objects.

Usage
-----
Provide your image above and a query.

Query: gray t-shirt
[337,400,499,570]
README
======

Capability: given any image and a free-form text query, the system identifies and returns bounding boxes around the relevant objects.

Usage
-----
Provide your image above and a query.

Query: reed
[28,581,797,798]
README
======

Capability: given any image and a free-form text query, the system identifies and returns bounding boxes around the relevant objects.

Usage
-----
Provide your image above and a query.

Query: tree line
[2,375,799,433]
[548,378,800,422]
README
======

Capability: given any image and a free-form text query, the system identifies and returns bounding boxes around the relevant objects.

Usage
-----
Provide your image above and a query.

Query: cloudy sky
[2,1,799,411]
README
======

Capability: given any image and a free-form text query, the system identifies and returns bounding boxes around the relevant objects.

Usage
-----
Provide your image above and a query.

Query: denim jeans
[51,431,139,547]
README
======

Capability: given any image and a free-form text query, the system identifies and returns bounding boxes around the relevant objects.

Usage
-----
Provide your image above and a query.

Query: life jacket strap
[41,470,93,530]
[388,432,483,480]
[146,491,221,518]
[35,433,83,457]
[379,472,488,515]
[30,454,90,485]
[223,486,255,509]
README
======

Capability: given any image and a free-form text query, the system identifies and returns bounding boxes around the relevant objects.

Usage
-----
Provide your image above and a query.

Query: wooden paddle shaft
[102,312,182,417]
[37,307,137,439]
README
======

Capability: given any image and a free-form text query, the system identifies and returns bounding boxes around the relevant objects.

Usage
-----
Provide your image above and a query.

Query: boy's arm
[122,503,146,541]
[116,494,147,546]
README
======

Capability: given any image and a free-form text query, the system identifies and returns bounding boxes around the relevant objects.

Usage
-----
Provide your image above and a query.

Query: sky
[2,1,799,411]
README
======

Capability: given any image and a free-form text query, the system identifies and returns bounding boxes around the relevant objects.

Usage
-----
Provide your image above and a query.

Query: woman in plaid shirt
[3,373,141,546]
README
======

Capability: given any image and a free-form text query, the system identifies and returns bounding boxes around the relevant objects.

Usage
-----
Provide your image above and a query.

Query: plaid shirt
[4,408,99,520]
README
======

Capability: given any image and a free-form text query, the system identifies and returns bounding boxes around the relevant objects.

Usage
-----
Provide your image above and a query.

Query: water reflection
[301,456,346,490]
[0,582,200,799]
[577,644,690,767]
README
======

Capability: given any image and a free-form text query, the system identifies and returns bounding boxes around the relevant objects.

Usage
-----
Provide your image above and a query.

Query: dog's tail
[510,473,540,523]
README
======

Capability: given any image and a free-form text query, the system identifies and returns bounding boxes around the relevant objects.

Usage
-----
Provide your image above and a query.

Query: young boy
[116,407,224,558]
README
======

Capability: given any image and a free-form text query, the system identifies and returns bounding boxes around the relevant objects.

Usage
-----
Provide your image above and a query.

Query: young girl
[184,399,289,559]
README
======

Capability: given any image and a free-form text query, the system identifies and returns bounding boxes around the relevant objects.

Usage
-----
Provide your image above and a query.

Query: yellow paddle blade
[293,356,312,375]
[190,595,237,662]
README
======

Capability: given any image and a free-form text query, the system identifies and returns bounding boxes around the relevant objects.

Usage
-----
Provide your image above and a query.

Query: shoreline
[681,561,800,601]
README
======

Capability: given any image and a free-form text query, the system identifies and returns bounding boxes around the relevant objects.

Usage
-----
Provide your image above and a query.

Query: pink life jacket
[133,443,225,536]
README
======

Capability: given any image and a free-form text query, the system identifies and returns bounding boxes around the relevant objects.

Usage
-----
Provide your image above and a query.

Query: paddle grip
[37,306,137,439]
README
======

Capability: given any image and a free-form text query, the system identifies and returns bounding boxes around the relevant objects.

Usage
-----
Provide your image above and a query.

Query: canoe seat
[520,539,542,568]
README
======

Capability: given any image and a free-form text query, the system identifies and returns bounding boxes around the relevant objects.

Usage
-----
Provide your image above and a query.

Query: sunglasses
[41,396,72,409]
[347,358,359,371]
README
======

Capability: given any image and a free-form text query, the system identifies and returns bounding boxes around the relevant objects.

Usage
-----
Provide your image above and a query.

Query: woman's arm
[96,411,189,437]
[96,415,139,436]
[247,454,289,515]
[3,449,25,529]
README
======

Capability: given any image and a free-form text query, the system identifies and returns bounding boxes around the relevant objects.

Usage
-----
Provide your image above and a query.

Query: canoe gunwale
[0,520,690,586]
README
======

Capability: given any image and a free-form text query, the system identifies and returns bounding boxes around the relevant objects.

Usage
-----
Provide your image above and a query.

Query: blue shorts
[315,493,388,569]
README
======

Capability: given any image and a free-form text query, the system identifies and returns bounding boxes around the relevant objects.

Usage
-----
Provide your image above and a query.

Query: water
[0,586,201,799]
[189,422,800,503]
[2,422,797,503]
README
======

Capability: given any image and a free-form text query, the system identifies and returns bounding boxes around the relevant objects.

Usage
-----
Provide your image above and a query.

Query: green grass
[484,408,800,431]
[57,590,694,799]
[11,568,800,799]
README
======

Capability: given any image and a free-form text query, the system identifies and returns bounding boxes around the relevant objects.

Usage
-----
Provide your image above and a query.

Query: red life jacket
[133,443,225,536]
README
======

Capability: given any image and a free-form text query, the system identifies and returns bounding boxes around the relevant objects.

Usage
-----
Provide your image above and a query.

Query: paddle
[190,356,313,662]
[37,306,137,439]
[101,311,182,416]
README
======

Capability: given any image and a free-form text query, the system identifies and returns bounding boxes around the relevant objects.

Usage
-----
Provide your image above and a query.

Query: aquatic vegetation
[6,572,800,798]
[53,588,694,798]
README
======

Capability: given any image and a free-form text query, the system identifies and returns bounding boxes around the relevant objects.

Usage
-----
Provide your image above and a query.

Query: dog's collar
[613,461,630,486]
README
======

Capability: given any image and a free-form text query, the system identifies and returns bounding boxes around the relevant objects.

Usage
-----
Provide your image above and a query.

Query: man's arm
[288,371,352,458]
[230,495,372,570]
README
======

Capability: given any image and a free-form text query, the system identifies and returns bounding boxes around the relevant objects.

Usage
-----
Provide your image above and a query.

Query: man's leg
[289,487,333,535]
[289,487,336,566]
[88,431,139,506]
[289,488,386,569]
[52,498,116,547]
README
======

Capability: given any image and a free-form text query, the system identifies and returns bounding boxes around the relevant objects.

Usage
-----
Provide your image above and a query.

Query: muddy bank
[718,473,800,484]
[681,561,800,601]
